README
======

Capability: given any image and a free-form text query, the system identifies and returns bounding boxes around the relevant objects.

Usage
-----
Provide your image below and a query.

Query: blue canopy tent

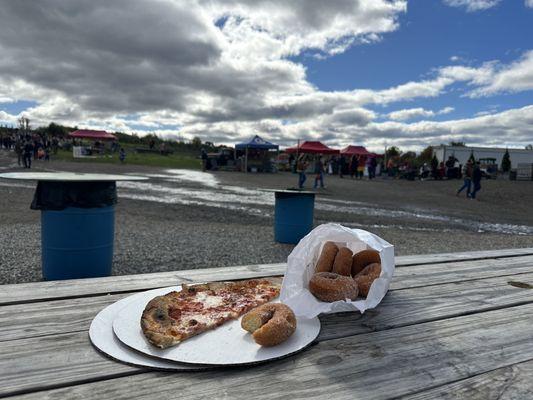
[235,135,279,172]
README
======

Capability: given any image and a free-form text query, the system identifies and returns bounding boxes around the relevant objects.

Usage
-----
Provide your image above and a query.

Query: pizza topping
[168,308,181,320]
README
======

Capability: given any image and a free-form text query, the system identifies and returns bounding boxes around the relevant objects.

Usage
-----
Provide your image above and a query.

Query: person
[23,140,33,168]
[313,155,325,189]
[419,163,430,180]
[288,153,295,173]
[357,156,365,179]
[456,160,473,197]
[119,147,126,163]
[338,155,346,178]
[470,162,482,199]
[14,140,23,166]
[368,157,377,180]
[201,148,208,171]
[296,154,308,189]
[349,155,357,179]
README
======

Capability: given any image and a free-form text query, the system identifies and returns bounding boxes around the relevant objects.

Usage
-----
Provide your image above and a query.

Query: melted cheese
[194,292,224,308]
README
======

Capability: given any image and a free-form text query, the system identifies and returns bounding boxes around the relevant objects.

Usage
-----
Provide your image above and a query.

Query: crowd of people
[286,152,484,200]
[0,132,63,168]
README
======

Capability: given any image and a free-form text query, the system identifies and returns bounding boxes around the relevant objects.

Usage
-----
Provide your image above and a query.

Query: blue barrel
[41,206,115,280]
[274,191,315,244]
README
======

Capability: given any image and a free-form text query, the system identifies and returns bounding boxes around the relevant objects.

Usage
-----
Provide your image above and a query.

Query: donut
[332,247,353,276]
[354,263,382,297]
[352,249,381,276]
[241,303,297,346]
[355,262,381,278]
[309,272,359,302]
[315,241,339,273]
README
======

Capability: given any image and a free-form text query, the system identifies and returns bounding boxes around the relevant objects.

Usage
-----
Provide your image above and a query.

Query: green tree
[501,149,511,172]
[191,136,202,149]
[450,141,466,147]
[385,146,401,159]
[418,146,433,164]
[526,144,533,150]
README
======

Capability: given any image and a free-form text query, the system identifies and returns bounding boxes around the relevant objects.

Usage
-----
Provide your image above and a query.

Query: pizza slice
[140,277,282,349]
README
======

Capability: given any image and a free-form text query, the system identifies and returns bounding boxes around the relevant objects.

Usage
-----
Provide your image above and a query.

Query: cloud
[526,0,533,8]
[467,50,533,97]
[388,106,455,121]
[442,0,501,12]
[0,1,531,153]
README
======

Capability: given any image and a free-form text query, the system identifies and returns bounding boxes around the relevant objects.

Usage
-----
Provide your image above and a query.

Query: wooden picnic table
[1,247,533,399]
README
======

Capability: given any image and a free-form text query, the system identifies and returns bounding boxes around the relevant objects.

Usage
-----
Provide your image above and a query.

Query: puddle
[1,167,531,236]
[0,181,35,189]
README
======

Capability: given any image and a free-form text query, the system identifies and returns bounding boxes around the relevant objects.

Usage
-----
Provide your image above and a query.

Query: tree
[45,122,69,137]
[418,146,433,164]
[191,136,202,149]
[385,146,401,159]
[526,144,533,150]
[501,149,511,172]
[18,116,30,134]
[449,141,466,147]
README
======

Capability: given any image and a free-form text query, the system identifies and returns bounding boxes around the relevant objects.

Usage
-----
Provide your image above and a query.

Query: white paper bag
[280,223,395,318]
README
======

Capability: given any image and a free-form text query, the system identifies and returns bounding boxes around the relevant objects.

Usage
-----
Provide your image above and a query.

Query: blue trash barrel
[41,206,115,280]
[274,191,315,244]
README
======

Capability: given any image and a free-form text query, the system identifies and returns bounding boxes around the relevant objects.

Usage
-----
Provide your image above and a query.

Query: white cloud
[388,106,455,121]
[442,0,501,12]
[468,50,533,97]
[525,0,533,8]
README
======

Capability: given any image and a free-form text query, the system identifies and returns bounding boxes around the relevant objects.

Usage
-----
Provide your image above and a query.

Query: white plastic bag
[280,223,395,318]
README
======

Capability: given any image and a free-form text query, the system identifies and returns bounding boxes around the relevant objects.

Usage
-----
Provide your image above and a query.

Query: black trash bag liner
[30,181,117,210]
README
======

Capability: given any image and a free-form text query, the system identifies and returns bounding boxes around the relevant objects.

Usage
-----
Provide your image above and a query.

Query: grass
[53,145,201,169]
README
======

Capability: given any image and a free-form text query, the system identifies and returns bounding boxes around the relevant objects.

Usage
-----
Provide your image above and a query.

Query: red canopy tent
[285,141,339,154]
[68,130,117,141]
[340,145,375,157]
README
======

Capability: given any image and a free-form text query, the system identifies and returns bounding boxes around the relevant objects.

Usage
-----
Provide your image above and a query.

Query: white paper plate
[89,288,206,370]
[113,287,321,366]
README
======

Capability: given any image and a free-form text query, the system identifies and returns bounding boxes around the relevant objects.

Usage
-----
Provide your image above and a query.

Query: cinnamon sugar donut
[315,241,339,273]
[241,303,297,346]
[309,272,359,302]
[354,262,382,297]
[332,247,353,276]
[351,249,381,276]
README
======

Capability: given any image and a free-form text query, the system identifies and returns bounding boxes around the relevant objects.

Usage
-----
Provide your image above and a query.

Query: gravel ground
[1,149,532,284]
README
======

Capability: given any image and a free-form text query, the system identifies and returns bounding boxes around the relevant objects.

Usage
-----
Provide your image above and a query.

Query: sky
[0,0,532,152]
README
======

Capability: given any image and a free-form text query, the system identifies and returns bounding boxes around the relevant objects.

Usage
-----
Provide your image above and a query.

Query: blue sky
[0,1,532,151]
[296,0,533,122]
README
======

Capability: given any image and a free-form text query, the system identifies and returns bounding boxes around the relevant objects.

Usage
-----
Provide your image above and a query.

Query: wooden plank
[2,271,533,343]
[2,249,533,305]
[0,331,141,398]
[2,272,533,395]
[400,359,533,400]
[391,254,533,290]
[0,263,286,306]
[394,247,533,266]
[7,303,533,400]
